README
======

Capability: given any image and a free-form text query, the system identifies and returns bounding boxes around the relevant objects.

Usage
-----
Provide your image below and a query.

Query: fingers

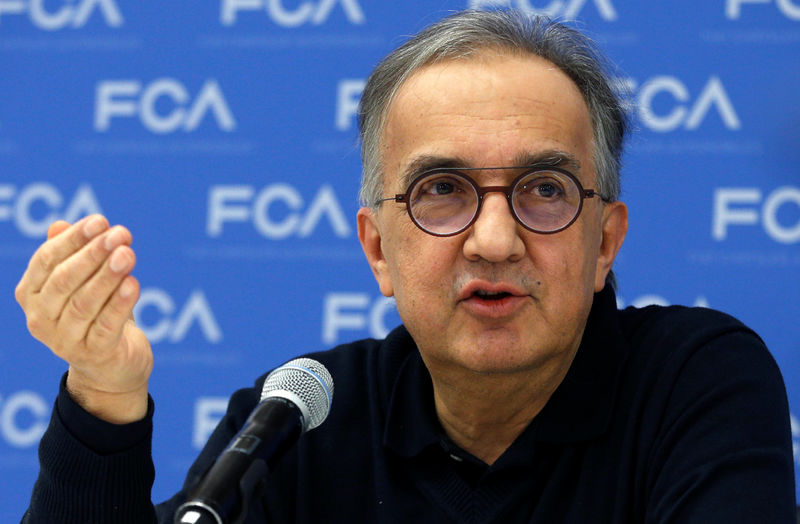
[37,225,132,321]
[17,214,109,299]
[56,241,137,351]
[85,275,140,355]
[47,220,70,240]
[15,215,140,359]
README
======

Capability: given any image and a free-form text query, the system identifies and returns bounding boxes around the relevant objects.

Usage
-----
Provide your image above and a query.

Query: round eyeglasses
[375,165,608,237]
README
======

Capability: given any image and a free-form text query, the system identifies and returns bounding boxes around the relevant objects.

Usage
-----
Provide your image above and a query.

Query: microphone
[174,358,334,524]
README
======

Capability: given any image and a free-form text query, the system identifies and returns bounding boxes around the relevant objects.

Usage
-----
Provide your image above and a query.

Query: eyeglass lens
[408,170,582,235]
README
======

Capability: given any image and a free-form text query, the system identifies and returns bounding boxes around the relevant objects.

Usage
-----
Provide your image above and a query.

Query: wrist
[66,370,149,424]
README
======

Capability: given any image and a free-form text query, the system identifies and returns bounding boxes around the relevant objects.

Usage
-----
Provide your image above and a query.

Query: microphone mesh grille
[261,358,333,431]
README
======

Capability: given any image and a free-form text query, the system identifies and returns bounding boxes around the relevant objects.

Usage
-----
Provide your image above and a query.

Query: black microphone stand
[174,398,303,524]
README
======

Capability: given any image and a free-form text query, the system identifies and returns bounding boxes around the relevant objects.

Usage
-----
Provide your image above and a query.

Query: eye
[432,180,455,195]
[416,175,469,197]
[520,177,566,199]
[534,182,559,198]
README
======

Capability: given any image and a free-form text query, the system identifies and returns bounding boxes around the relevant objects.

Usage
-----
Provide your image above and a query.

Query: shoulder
[613,303,790,438]
[620,303,757,349]
[614,304,789,438]
[613,306,795,520]
[617,304,779,377]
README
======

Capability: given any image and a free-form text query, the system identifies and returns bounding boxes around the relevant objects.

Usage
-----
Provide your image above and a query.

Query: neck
[428,358,574,465]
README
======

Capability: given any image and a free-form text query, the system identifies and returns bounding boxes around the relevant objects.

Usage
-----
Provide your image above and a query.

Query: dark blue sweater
[23,287,797,522]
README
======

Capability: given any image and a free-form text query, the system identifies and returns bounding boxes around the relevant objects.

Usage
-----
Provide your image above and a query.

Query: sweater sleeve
[22,374,158,523]
[22,371,275,524]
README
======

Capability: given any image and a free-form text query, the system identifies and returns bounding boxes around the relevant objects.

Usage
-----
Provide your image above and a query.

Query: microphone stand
[174,399,303,524]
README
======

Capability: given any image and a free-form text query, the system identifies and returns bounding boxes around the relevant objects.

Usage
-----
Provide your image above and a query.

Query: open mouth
[473,290,513,301]
[459,282,527,318]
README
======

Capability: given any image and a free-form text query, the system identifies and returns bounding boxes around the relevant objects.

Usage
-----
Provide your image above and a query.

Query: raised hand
[15,215,153,424]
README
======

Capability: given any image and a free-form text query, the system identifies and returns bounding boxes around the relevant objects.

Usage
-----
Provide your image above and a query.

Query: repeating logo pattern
[1,1,798,514]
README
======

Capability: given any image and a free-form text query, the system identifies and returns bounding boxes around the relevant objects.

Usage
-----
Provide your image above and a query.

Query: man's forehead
[380,52,594,189]
[392,48,577,104]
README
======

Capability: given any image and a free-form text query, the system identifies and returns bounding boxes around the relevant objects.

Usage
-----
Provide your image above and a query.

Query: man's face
[358,51,627,379]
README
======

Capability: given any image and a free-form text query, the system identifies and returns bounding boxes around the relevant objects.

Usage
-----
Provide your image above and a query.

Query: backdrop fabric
[0,0,798,515]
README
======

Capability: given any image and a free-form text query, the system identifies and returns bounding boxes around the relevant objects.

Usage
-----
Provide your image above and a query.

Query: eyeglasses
[375,165,608,237]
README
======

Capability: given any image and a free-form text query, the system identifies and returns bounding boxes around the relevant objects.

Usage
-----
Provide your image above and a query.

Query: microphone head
[261,358,333,432]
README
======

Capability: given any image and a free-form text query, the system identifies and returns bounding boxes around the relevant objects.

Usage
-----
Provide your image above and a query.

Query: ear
[357,207,394,297]
[594,201,628,292]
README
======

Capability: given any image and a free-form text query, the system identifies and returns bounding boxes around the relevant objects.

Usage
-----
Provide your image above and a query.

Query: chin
[456,340,544,376]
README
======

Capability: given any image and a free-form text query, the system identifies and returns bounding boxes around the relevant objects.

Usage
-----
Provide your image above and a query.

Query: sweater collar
[382,285,628,459]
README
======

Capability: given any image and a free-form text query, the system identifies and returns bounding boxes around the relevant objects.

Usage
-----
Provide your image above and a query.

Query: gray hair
[357,9,627,208]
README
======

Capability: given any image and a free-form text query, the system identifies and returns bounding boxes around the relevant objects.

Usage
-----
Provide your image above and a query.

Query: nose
[462,192,525,263]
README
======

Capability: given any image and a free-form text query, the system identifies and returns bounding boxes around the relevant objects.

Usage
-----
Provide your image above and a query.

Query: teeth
[476,290,505,297]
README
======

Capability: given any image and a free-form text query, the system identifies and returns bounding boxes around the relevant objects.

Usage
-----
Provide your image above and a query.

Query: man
[18,10,796,523]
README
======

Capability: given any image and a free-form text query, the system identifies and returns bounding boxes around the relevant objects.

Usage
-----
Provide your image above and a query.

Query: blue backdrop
[1,0,798,516]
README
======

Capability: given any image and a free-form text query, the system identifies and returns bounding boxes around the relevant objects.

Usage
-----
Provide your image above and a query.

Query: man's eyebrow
[398,155,470,190]
[510,150,582,172]
[397,150,582,190]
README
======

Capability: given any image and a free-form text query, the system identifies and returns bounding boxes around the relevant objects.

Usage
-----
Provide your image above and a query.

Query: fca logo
[726,0,800,19]
[0,391,48,447]
[322,293,397,344]
[713,187,800,244]
[0,183,101,238]
[133,289,222,344]
[0,0,122,30]
[207,184,351,240]
[220,0,365,27]
[468,0,618,20]
[620,76,741,133]
[94,79,236,134]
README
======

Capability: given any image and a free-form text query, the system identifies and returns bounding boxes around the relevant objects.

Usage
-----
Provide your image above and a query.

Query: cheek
[385,227,458,306]
[538,246,595,340]
[528,230,597,298]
